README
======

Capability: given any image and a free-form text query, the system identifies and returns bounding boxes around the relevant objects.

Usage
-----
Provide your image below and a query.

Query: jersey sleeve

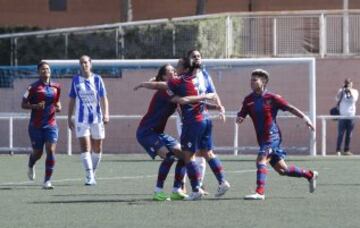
[273,94,289,111]
[55,84,61,103]
[237,98,249,118]
[22,86,32,102]
[167,78,179,96]
[69,77,77,98]
[98,77,107,97]
[203,70,216,93]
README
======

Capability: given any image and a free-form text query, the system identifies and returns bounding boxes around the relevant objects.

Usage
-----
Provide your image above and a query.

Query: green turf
[0,154,359,228]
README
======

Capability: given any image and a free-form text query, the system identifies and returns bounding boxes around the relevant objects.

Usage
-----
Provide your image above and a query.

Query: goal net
[0,58,316,156]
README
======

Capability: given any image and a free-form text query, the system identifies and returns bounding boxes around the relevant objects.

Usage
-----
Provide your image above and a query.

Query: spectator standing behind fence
[336,78,359,156]
[67,55,109,185]
[22,61,61,190]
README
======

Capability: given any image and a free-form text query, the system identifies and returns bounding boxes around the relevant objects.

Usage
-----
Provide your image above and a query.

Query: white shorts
[75,122,105,139]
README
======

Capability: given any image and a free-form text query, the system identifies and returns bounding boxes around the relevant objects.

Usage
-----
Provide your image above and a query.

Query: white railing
[317,115,360,156]
[0,113,314,156]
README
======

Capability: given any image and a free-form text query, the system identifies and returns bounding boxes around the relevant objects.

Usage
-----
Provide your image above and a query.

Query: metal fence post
[272,17,277,56]
[319,13,326,58]
[225,15,233,58]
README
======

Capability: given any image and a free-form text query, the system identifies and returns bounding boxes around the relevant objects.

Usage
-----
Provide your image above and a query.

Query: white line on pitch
[0,169,255,186]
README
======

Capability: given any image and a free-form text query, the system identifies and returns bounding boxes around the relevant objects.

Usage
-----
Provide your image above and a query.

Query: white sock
[196,156,206,186]
[91,152,102,173]
[154,187,163,193]
[80,152,94,179]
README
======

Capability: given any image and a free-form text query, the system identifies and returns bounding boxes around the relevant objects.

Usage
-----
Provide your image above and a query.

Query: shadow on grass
[31,196,243,205]
[52,193,150,197]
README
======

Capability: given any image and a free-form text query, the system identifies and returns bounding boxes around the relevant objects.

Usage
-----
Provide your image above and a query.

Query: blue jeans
[336,119,355,151]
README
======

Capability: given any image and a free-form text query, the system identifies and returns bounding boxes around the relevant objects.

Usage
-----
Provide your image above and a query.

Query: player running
[22,61,61,189]
[236,69,318,200]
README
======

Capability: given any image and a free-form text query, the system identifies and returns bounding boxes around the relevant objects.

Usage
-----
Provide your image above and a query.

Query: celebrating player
[134,63,216,201]
[236,69,318,200]
[22,61,61,189]
[67,55,109,186]
[168,50,230,200]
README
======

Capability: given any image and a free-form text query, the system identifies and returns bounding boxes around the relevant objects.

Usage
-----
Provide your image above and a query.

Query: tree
[121,0,133,22]
[196,0,207,15]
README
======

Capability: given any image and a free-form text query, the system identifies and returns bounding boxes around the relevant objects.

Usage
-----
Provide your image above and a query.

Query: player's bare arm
[286,104,315,131]
[171,92,216,105]
[21,100,45,110]
[102,96,109,124]
[67,98,75,130]
[133,81,168,91]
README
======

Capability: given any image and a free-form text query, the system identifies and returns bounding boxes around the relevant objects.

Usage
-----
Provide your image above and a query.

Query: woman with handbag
[335,78,359,156]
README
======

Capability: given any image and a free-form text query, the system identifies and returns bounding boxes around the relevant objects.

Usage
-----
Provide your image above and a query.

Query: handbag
[329,106,339,115]
[329,89,344,117]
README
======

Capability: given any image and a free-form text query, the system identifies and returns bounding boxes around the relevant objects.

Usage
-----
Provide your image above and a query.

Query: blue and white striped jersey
[69,74,107,124]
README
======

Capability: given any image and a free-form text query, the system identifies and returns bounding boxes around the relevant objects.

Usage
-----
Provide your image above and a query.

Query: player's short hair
[251,68,269,84]
[37,61,50,70]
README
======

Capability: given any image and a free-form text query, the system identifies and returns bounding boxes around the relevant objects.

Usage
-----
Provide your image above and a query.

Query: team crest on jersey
[265,99,272,105]
[187,142,192,148]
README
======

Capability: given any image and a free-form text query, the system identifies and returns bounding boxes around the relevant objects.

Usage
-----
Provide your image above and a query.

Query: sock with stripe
[185,160,201,192]
[173,159,186,191]
[284,165,313,180]
[256,163,268,195]
[44,152,55,182]
[156,156,175,189]
[208,157,225,184]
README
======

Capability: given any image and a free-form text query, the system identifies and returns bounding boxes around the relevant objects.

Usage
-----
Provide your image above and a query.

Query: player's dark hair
[37,61,50,70]
[155,64,171,81]
[251,69,269,85]
[186,49,202,72]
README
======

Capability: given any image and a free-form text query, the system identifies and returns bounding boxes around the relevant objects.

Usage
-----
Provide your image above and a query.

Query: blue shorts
[136,128,179,159]
[28,126,58,150]
[180,119,213,153]
[259,136,286,167]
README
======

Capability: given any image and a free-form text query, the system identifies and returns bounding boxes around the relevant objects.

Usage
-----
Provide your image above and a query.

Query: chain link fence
[1,10,360,66]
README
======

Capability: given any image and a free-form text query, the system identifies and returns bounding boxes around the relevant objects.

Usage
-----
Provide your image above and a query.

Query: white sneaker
[184,188,204,201]
[215,180,230,197]
[27,167,35,181]
[309,170,318,193]
[85,176,96,186]
[244,192,265,200]
[42,181,54,190]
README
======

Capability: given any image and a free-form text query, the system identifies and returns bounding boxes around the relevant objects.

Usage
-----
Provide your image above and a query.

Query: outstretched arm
[133,81,168,91]
[287,104,315,131]
[171,93,216,105]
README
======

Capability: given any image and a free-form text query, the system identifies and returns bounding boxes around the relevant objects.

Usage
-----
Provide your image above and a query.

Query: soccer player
[22,61,61,189]
[175,57,208,194]
[168,50,230,200]
[236,69,319,200]
[134,63,216,201]
[67,55,109,186]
